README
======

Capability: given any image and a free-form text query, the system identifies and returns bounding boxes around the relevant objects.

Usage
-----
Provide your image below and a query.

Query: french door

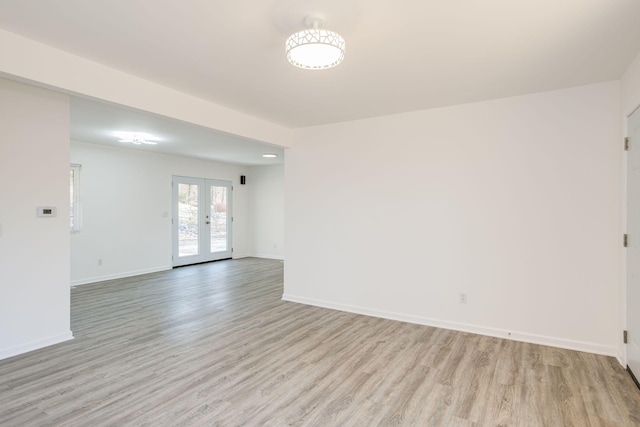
[172,176,233,267]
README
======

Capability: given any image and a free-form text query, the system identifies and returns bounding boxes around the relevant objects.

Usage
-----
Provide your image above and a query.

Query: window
[70,164,81,231]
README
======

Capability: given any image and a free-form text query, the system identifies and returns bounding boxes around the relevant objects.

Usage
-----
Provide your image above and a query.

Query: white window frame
[70,163,82,232]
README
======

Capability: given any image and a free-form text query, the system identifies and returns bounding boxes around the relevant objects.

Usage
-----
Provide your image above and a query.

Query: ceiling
[1,0,639,130]
[70,97,284,166]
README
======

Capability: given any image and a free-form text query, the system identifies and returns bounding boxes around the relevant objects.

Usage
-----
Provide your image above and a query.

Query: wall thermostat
[37,206,57,217]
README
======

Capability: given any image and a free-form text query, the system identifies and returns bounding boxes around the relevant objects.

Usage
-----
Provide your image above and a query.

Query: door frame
[626,104,640,388]
[172,176,233,267]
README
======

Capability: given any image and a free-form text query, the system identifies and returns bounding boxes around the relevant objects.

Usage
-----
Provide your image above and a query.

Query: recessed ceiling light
[262,153,278,158]
[114,132,159,145]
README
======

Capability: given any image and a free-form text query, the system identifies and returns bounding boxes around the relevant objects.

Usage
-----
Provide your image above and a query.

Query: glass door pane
[178,182,199,257]
[173,176,233,267]
[210,185,228,253]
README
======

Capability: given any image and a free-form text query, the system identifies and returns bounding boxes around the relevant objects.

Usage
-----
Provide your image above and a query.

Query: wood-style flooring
[1,258,639,426]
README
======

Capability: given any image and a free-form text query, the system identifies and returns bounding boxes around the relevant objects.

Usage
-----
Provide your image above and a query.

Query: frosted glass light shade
[286,28,345,70]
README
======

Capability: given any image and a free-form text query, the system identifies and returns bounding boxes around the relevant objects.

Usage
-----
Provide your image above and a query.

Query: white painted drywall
[0,78,73,360]
[0,28,292,148]
[70,141,251,285]
[621,50,640,364]
[284,81,622,356]
[623,51,640,118]
[247,165,285,260]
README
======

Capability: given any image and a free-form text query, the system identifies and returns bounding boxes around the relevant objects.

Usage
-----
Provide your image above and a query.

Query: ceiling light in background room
[115,132,159,145]
[262,153,278,158]
[286,17,345,70]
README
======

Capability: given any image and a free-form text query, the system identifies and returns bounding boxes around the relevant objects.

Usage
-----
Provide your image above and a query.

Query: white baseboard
[282,294,617,358]
[71,266,171,287]
[232,253,251,259]
[252,253,284,260]
[234,253,284,260]
[0,331,74,361]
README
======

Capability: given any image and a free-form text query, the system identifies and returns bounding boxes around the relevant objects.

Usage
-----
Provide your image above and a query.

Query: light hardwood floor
[1,258,640,426]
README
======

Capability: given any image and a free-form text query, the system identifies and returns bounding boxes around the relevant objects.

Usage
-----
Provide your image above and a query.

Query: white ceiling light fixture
[262,153,278,158]
[116,132,158,145]
[286,17,345,70]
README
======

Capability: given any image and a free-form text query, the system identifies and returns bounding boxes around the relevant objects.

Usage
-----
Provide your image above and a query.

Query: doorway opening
[172,176,233,267]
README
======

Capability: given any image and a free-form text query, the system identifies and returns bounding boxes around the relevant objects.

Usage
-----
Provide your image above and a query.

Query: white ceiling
[1,0,639,130]
[70,97,284,166]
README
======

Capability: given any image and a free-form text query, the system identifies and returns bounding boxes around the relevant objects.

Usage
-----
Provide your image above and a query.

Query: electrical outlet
[459,293,467,304]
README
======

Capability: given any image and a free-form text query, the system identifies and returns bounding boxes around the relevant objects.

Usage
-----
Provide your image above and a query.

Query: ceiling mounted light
[117,132,158,145]
[262,153,278,158]
[286,17,345,70]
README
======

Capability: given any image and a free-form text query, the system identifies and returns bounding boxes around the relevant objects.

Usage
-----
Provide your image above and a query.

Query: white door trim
[172,176,233,267]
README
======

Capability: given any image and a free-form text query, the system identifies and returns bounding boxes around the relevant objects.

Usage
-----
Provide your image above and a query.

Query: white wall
[70,141,251,285]
[622,51,640,117]
[247,165,285,259]
[0,78,73,360]
[284,81,622,356]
